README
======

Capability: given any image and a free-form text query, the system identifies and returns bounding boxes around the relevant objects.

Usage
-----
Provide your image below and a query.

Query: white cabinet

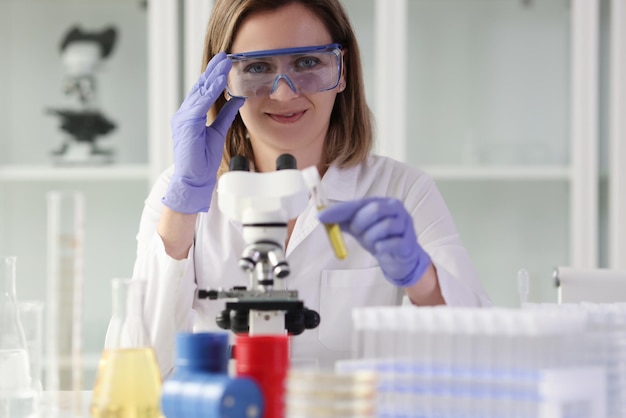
[0,0,150,385]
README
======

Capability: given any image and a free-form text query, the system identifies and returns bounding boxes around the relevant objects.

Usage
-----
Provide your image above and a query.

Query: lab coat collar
[320,163,360,203]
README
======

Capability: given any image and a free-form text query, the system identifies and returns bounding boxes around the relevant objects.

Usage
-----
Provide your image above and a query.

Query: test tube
[301,166,348,260]
[46,190,84,415]
[517,268,530,307]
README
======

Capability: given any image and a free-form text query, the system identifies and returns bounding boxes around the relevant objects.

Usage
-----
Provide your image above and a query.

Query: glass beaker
[18,302,44,397]
[90,278,163,418]
[0,256,35,418]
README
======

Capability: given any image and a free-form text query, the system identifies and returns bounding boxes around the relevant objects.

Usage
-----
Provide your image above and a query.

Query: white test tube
[361,308,379,361]
[517,268,530,307]
[351,308,367,360]
[46,191,84,413]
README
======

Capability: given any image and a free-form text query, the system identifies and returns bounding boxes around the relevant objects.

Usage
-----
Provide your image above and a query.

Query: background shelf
[425,165,571,181]
[0,164,151,181]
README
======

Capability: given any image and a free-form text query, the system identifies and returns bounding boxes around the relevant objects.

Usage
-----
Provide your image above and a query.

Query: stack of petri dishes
[285,369,377,418]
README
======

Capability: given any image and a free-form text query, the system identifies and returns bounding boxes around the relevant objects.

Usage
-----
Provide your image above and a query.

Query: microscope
[198,154,321,337]
[47,26,118,164]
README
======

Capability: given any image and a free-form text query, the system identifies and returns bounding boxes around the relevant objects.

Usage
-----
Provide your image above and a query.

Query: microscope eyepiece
[230,155,250,171]
[276,153,297,170]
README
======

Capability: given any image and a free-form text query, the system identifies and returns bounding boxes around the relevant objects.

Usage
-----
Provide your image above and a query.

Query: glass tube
[301,166,348,260]
[1,255,36,418]
[18,301,44,397]
[46,191,84,415]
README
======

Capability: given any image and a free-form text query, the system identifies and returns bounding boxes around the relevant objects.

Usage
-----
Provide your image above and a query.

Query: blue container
[174,331,230,374]
[161,332,263,418]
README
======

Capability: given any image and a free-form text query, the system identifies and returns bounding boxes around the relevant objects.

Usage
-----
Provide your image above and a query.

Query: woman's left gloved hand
[318,197,431,287]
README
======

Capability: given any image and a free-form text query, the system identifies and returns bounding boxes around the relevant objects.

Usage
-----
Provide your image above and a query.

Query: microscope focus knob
[304,308,321,330]
[285,310,305,336]
[231,310,250,334]
[216,309,231,330]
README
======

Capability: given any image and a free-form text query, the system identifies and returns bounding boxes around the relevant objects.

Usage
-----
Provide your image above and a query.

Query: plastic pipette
[301,166,348,259]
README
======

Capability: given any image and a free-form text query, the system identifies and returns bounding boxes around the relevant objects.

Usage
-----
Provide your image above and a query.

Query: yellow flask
[90,279,163,418]
[91,348,162,418]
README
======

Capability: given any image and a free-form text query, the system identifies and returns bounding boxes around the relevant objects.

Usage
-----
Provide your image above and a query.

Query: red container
[235,335,289,418]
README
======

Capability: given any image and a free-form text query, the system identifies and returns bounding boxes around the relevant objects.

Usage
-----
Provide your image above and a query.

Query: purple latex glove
[162,52,245,214]
[318,197,431,287]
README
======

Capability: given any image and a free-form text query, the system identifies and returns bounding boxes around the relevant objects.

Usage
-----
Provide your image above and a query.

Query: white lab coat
[130,154,492,377]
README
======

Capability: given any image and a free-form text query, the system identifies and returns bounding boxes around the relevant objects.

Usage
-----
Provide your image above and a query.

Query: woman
[131,0,491,377]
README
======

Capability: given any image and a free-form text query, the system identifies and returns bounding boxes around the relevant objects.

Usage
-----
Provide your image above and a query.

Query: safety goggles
[226,43,342,98]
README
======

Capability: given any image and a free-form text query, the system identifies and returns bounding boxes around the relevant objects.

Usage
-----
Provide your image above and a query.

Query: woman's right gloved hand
[162,52,245,214]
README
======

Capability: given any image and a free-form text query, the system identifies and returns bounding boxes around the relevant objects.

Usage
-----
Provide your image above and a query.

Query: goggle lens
[227,44,342,98]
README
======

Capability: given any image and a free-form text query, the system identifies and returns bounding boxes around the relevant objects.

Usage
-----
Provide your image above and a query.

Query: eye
[295,56,320,69]
[243,61,271,74]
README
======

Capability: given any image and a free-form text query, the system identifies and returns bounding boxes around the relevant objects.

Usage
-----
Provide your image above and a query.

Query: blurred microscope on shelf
[198,154,321,337]
[46,26,118,165]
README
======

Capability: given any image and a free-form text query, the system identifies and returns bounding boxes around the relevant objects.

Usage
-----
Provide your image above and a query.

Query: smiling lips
[267,110,306,124]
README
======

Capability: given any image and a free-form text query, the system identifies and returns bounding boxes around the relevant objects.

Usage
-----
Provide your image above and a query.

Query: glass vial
[301,166,348,259]
[90,278,163,418]
[0,255,36,418]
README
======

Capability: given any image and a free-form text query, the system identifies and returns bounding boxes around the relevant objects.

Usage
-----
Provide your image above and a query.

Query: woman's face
[230,3,344,166]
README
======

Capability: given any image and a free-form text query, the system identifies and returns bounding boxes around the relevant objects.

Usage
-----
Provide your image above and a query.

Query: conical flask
[90,278,163,418]
[0,256,35,418]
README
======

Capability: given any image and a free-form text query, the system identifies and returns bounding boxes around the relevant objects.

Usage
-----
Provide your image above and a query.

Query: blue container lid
[175,332,230,373]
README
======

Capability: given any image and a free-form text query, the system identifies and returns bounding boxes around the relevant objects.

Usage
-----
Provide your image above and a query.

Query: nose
[269,75,299,100]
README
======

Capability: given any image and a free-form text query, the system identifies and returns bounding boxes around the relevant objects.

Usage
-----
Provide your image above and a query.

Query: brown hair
[202,0,374,176]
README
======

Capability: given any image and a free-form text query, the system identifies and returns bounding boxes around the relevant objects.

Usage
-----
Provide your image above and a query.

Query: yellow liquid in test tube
[320,206,348,259]
[90,348,163,418]
[303,166,349,260]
